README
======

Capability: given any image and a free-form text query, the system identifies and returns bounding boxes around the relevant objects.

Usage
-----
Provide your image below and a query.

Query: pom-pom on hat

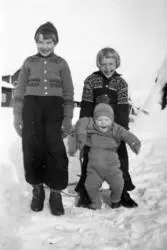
[94,103,114,120]
[34,22,59,44]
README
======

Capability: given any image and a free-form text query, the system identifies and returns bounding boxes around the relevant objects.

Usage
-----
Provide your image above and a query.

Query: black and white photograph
[1,0,167,249]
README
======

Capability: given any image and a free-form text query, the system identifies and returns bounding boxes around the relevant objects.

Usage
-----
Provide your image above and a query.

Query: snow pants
[75,142,135,194]
[85,148,124,209]
[22,96,68,190]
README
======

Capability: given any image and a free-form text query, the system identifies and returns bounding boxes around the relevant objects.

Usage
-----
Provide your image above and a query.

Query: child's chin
[99,128,108,132]
[39,51,52,57]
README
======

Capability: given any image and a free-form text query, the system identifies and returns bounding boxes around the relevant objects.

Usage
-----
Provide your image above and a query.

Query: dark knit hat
[34,22,59,44]
[94,103,114,120]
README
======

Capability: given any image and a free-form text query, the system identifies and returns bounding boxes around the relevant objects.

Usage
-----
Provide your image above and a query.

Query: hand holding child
[62,117,73,138]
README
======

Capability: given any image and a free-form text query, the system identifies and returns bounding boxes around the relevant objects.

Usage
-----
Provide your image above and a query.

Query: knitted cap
[34,22,59,44]
[94,103,114,120]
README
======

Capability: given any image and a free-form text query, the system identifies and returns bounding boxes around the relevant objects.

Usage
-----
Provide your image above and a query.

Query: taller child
[13,22,74,216]
[75,47,138,208]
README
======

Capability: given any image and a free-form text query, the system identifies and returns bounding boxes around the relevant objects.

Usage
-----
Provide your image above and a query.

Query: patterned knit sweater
[80,71,129,129]
[13,53,74,118]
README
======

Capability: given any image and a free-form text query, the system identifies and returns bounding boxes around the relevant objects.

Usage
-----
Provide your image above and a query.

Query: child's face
[95,116,113,133]
[99,56,117,78]
[36,34,55,57]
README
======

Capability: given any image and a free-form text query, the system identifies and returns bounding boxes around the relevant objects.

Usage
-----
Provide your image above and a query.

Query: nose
[43,44,48,48]
[104,66,110,73]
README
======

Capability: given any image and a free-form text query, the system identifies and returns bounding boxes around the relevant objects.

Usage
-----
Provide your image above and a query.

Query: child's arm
[114,124,141,154]
[75,117,92,150]
[12,60,28,136]
[13,61,28,116]
[61,60,74,137]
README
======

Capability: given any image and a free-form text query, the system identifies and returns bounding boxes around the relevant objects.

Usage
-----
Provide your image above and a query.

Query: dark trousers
[75,142,135,194]
[22,96,68,190]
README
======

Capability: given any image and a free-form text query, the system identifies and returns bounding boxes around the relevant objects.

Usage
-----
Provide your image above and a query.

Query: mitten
[67,132,77,156]
[76,134,87,151]
[61,117,73,138]
[14,114,23,137]
[131,142,141,155]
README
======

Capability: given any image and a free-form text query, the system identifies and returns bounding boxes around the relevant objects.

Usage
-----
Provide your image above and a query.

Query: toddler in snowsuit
[13,22,74,216]
[76,103,141,209]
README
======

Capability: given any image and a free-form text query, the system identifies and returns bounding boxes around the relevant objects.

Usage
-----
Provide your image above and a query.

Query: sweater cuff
[64,100,74,118]
[12,97,24,117]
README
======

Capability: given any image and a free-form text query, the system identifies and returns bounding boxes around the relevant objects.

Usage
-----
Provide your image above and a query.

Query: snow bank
[1,106,167,250]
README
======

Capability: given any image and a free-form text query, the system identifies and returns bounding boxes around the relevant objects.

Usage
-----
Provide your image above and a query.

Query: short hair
[96,47,121,69]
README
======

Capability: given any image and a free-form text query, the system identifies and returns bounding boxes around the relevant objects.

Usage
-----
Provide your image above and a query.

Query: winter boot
[120,191,138,208]
[111,201,121,209]
[49,190,64,216]
[76,189,91,208]
[31,184,45,212]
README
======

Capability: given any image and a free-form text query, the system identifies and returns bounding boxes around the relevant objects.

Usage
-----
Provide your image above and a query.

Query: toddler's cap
[94,103,114,120]
[93,103,114,119]
[34,22,59,44]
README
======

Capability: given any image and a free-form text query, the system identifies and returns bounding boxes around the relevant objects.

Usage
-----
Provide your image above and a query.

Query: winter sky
[1,0,167,101]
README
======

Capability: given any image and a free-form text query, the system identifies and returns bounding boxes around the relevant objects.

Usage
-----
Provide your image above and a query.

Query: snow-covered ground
[1,86,167,250]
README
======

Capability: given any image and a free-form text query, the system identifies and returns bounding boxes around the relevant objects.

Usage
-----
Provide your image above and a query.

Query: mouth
[99,126,108,131]
[39,49,51,54]
[104,71,113,75]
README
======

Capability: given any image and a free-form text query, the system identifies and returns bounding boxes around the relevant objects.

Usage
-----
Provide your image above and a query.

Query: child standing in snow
[13,22,74,216]
[75,47,138,209]
[76,103,141,209]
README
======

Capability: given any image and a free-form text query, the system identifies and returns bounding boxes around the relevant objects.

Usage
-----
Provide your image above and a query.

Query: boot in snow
[31,184,45,212]
[120,191,138,208]
[111,201,121,209]
[49,190,64,216]
[76,189,91,208]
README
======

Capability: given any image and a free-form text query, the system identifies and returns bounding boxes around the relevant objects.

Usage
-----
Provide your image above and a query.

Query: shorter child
[75,103,141,209]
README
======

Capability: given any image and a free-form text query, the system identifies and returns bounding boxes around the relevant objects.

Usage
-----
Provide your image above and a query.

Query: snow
[1,82,167,249]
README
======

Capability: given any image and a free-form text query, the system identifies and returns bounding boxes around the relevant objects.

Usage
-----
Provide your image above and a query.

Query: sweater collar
[36,52,55,58]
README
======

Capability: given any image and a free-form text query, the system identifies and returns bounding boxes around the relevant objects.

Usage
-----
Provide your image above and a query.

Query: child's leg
[105,166,124,204]
[22,96,46,185]
[22,97,46,211]
[43,97,68,215]
[44,120,68,190]
[75,146,91,208]
[85,168,103,209]
[44,117,68,215]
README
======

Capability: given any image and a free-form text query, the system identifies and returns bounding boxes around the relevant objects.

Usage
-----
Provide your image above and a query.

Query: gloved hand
[61,117,73,138]
[14,114,23,137]
[67,133,77,156]
[76,134,87,151]
[132,142,141,155]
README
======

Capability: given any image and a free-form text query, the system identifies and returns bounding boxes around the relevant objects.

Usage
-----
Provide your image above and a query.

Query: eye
[38,41,43,45]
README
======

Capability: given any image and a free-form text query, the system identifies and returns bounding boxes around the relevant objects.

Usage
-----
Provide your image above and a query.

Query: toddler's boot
[111,201,121,209]
[49,190,64,216]
[31,184,45,212]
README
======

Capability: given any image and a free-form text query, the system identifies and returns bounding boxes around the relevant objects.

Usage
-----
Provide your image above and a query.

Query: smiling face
[36,34,55,57]
[94,115,113,133]
[99,56,117,78]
